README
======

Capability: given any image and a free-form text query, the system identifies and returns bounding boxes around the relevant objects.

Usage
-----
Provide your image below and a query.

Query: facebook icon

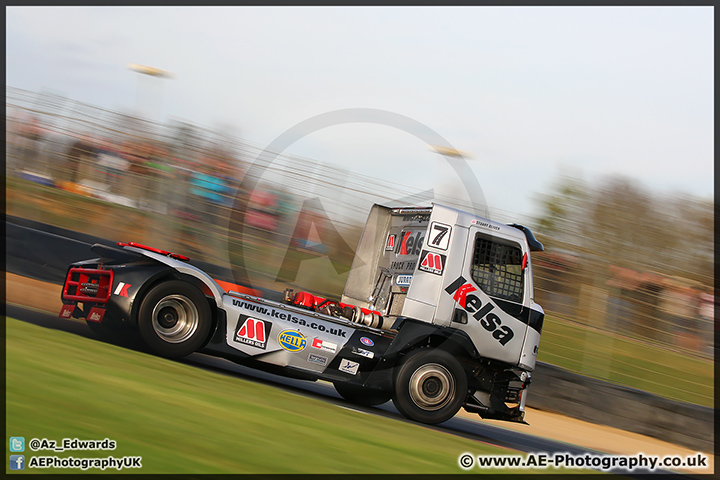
[10,454,25,470]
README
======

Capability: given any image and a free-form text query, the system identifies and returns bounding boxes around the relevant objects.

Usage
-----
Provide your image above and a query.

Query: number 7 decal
[428,221,452,250]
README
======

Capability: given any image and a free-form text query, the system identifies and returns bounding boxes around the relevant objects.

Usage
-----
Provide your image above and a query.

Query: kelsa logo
[278,329,307,352]
[113,282,132,297]
[418,250,446,276]
[395,230,424,256]
[385,234,396,251]
[445,276,515,346]
[235,316,272,350]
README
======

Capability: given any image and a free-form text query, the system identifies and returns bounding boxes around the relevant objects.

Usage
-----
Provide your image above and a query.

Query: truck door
[444,226,529,366]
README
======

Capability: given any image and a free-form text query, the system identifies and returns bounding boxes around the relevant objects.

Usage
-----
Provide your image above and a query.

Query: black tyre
[392,348,468,424]
[137,280,212,358]
[333,381,391,406]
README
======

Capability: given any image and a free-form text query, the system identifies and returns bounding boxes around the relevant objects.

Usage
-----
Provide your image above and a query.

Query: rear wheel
[392,348,468,424]
[137,280,212,358]
[333,382,391,406]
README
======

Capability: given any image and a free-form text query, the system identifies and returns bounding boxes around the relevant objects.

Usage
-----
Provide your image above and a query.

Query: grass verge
[538,316,713,406]
[6,317,557,474]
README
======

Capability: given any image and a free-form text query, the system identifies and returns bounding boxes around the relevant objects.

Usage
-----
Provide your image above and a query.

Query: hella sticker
[312,338,337,353]
[278,330,307,352]
[339,359,360,375]
[418,250,446,276]
[234,316,272,350]
[395,274,413,287]
[360,337,374,347]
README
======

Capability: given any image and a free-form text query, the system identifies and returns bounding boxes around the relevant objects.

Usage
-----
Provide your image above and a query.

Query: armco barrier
[530,363,713,452]
[4,216,714,452]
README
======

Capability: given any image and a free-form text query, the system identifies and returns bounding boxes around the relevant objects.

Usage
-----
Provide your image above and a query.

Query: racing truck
[59,203,545,425]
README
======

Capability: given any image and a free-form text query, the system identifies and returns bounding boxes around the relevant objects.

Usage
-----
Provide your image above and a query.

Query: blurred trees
[534,174,713,286]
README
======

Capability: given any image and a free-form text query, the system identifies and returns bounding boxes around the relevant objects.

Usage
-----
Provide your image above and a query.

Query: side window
[471,234,524,303]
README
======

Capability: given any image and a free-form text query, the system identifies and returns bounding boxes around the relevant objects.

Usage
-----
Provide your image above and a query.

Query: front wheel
[137,280,212,358]
[392,349,468,424]
[333,382,391,406]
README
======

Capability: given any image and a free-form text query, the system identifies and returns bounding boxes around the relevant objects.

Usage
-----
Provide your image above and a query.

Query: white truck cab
[335,204,544,423]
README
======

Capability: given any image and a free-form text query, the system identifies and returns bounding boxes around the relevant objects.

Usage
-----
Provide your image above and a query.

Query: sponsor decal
[59,304,75,319]
[418,250,446,275]
[395,230,425,256]
[307,353,328,366]
[278,329,307,352]
[231,299,347,337]
[445,276,515,346]
[395,274,413,287]
[234,316,272,349]
[351,347,374,359]
[86,307,106,323]
[113,282,132,297]
[312,338,338,353]
[428,221,452,250]
[360,336,374,347]
[339,358,360,375]
[385,234,396,251]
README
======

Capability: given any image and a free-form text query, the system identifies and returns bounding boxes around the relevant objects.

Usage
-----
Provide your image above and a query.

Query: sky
[5,6,714,223]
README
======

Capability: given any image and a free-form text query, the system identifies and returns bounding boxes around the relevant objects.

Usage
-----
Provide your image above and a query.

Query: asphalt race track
[6,303,687,477]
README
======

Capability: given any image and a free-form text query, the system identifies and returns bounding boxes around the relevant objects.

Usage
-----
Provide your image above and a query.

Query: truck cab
[338,204,544,423]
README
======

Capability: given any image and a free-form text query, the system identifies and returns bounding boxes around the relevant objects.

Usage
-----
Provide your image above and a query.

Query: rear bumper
[62,267,114,303]
[59,266,113,323]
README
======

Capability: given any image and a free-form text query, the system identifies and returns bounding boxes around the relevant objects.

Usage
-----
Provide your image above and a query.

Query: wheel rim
[408,363,455,411]
[151,295,199,344]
